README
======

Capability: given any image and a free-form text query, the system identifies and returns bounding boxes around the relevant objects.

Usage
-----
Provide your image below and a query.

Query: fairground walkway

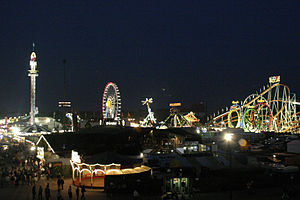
[0,176,299,199]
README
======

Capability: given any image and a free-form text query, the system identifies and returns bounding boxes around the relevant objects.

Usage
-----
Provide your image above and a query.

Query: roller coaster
[208,78,300,134]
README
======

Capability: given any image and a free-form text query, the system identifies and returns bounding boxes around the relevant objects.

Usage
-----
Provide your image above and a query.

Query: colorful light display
[140,98,156,127]
[102,82,121,121]
[209,79,300,133]
[28,43,38,125]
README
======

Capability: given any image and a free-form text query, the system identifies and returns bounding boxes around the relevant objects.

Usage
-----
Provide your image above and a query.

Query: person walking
[29,174,32,185]
[57,178,61,190]
[76,186,80,200]
[45,183,51,200]
[46,169,50,181]
[68,185,73,200]
[32,184,36,200]
[61,178,65,190]
[81,185,86,200]
[38,185,43,200]
[57,189,62,200]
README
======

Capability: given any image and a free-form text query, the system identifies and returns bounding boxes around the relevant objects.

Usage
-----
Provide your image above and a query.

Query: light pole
[224,133,233,200]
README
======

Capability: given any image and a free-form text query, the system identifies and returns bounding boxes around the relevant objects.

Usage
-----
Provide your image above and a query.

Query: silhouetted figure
[61,178,64,190]
[32,184,36,200]
[38,185,43,200]
[57,189,62,200]
[57,178,61,190]
[246,180,255,194]
[81,185,86,200]
[76,186,80,200]
[68,185,72,200]
[133,189,140,200]
[45,183,51,200]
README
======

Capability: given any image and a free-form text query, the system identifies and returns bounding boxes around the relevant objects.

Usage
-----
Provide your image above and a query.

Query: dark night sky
[0,0,299,115]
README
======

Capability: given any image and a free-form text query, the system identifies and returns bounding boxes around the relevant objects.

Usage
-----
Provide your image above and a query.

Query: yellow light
[224,133,233,142]
[232,101,239,104]
[107,99,111,109]
[45,118,51,123]
[238,139,247,147]
[228,109,241,128]
[169,103,182,107]
[269,76,280,83]
[130,123,139,128]
[31,52,36,59]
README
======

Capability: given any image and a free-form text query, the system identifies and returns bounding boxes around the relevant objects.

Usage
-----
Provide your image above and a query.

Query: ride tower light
[141,98,157,127]
[224,132,234,199]
[28,44,38,125]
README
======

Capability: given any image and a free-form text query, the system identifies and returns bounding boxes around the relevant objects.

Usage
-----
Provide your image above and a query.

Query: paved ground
[0,176,299,200]
[0,176,160,200]
[0,177,106,200]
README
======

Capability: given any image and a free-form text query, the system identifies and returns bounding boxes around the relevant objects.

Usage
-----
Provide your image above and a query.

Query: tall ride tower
[28,44,38,125]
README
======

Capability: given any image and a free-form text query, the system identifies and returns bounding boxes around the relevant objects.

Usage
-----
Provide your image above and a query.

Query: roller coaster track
[208,83,300,133]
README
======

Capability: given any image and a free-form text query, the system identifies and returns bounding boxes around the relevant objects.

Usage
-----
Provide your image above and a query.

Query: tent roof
[288,139,300,145]
[84,151,142,166]
[21,124,51,133]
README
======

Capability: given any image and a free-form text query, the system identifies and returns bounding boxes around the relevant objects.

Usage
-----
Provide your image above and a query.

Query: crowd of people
[0,139,87,200]
[0,142,43,188]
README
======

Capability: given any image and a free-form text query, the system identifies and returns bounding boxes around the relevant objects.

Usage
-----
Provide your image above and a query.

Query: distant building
[287,139,300,154]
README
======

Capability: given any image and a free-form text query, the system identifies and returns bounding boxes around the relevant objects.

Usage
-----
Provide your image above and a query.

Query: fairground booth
[70,150,151,189]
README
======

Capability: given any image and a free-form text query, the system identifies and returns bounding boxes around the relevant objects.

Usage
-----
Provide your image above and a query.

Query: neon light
[102,82,121,121]
[36,135,55,153]
[243,108,261,132]
[228,109,241,128]
[71,150,81,163]
[141,98,157,127]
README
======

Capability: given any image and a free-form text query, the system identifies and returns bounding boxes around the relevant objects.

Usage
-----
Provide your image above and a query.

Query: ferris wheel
[102,82,121,121]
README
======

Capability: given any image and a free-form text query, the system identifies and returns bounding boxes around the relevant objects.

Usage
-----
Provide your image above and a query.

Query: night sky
[0,0,299,115]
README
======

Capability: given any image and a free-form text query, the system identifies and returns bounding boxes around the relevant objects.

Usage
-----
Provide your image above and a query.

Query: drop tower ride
[28,44,38,125]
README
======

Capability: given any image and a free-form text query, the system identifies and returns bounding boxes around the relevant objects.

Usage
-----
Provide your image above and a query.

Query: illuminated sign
[169,103,181,107]
[269,76,280,84]
[71,150,81,163]
[105,121,118,126]
[58,101,71,107]
[37,147,44,160]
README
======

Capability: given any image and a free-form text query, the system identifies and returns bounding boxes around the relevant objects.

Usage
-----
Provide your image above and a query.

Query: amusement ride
[140,98,157,127]
[160,103,200,128]
[102,82,121,123]
[209,76,300,133]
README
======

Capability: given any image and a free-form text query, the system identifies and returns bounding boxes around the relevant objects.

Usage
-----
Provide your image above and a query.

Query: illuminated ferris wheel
[102,82,121,121]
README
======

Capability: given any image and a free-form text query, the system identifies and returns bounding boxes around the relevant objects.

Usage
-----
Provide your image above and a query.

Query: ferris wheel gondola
[102,82,121,121]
